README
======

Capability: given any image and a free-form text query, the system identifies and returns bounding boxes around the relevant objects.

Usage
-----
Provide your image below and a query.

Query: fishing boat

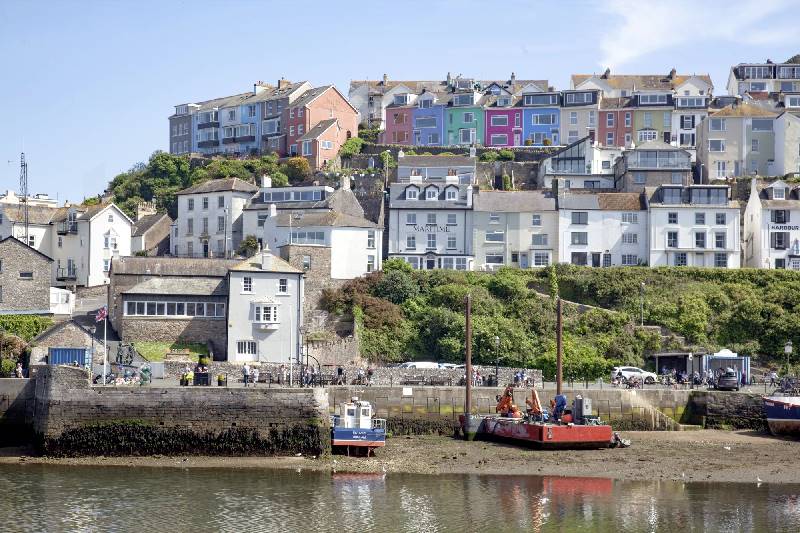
[763,396,800,436]
[330,397,386,456]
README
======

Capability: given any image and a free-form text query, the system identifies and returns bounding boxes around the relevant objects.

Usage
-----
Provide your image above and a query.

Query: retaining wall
[0,378,35,445]
[687,391,765,430]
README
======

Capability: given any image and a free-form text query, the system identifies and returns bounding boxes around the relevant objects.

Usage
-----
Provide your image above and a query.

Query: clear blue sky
[1,0,798,203]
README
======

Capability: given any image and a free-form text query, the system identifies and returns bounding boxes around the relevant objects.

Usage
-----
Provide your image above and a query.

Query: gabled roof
[709,102,777,118]
[273,210,378,229]
[176,178,258,196]
[112,256,241,277]
[77,203,134,225]
[229,253,302,274]
[473,190,556,212]
[0,236,53,261]
[297,118,338,142]
[123,277,228,296]
[132,213,172,237]
[572,73,713,92]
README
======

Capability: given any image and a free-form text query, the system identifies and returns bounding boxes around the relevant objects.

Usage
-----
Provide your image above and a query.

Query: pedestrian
[337,366,344,385]
[367,367,374,386]
[357,367,365,385]
[252,366,260,387]
[15,362,24,378]
[280,364,287,385]
[770,370,778,387]
[243,363,251,387]
[311,366,318,387]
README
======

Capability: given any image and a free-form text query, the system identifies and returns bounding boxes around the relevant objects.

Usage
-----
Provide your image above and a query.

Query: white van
[400,361,440,369]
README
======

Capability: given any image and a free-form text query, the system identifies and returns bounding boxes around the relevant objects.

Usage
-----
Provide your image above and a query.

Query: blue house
[411,92,446,146]
[521,91,561,146]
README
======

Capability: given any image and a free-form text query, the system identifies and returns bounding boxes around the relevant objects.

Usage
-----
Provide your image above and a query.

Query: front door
[591,253,601,267]
[202,241,210,258]
[513,133,521,146]
[519,253,529,268]
[426,258,436,270]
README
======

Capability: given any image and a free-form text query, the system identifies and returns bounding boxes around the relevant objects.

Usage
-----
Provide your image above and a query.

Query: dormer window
[394,94,409,106]
[426,187,439,200]
[418,98,433,109]
[453,94,474,106]
[497,97,511,107]
[446,188,457,200]
[774,187,786,200]
[638,94,668,105]
[405,187,418,200]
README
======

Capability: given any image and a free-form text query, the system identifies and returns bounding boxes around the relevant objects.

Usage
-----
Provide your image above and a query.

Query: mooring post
[465,293,473,419]
[556,297,563,396]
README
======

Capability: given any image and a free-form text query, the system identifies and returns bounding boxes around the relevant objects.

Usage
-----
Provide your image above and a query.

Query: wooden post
[556,297,563,396]
[465,293,473,418]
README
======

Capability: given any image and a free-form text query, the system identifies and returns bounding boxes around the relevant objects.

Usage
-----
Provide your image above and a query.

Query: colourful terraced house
[521,90,561,146]
[412,92,446,146]
[484,91,523,147]
[445,91,485,146]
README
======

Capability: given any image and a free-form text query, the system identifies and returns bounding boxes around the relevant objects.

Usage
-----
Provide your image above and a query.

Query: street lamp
[785,340,793,375]
[639,282,645,327]
[494,335,500,385]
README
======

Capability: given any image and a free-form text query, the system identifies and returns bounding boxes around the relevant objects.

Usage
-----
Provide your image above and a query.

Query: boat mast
[465,292,472,417]
[556,297,563,396]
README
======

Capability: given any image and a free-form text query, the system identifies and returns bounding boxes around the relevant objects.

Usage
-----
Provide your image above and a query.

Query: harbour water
[1,464,799,532]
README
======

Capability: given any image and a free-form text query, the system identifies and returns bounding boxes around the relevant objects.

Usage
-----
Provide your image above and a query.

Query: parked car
[611,366,658,385]
[438,363,458,369]
[400,361,440,369]
[715,370,740,391]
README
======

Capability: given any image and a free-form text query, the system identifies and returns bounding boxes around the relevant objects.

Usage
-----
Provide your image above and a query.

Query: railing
[372,418,387,430]
[57,222,78,234]
[56,267,77,280]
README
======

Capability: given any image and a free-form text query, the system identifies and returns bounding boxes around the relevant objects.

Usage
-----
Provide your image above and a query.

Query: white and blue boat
[331,397,386,456]
[763,396,800,437]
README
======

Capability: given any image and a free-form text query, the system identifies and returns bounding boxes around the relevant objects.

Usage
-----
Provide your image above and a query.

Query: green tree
[371,270,419,305]
[479,151,499,162]
[283,157,312,183]
[339,137,365,158]
[498,149,515,161]
[237,235,259,257]
[382,257,413,274]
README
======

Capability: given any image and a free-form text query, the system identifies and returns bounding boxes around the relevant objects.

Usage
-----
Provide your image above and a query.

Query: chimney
[669,68,677,80]
[268,204,277,218]
[602,68,611,79]
[382,73,388,85]
[510,72,516,85]
[278,77,290,89]
[261,175,272,188]
[260,249,272,271]
[136,201,157,221]
[446,72,452,86]
[466,185,473,208]
[340,175,351,190]
[253,82,267,95]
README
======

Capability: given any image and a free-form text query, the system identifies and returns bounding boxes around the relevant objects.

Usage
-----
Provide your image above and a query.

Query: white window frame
[490,134,508,145]
[490,115,508,127]
[242,276,253,293]
[237,340,257,356]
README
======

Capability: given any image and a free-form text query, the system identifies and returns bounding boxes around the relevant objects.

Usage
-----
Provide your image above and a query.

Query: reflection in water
[1,465,799,532]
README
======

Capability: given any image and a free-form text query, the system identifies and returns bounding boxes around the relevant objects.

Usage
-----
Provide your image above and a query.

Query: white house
[774,112,800,177]
[171,178,258,258]
[744,179,800,269]
[557,190,648,266]
[0,197,132,287]
[647,185,741,268]
[226,249,304,363]
[472,190,557,269]
[538,137,620,190]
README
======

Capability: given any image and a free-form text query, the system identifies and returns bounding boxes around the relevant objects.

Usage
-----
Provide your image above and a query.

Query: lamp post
[90,325,96,371]
[785,340,793,376]
[639,282,645,327]
[494,335,500,385]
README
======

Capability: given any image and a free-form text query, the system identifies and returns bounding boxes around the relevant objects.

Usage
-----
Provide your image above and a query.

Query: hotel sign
[770,225,800,231]
[412,225,452,233]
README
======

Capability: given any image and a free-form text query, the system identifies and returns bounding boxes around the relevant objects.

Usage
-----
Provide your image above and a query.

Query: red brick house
[284,85,358,168]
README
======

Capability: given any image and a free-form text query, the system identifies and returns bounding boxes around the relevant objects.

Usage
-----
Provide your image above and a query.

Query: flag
[95,306,108,322]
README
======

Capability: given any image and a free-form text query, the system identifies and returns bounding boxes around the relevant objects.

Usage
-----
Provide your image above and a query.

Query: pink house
[484,106,523,147]
[382,105,414,145]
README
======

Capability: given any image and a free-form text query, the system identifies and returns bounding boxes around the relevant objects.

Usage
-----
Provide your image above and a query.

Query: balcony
[57,222,78,235]
[197,121,220,130]
[235,135,256,143]
[222,137,237,145]
[198,140,220,148]
[627,154,691,170]
[56,267,77,281]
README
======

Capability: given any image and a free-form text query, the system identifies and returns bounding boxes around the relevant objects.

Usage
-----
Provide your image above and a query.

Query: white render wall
[85,207,132,287]
[558,209,649,266]
[329,227,382,279]
[388,207,473,258]
[775,114,800,176]
[226,268,303,363]
[649,206,741,268]
[472,210,558,268]
[173,191,252,257]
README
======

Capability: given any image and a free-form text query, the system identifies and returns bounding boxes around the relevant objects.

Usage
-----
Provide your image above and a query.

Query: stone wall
[307,336,362,367]
[32,365,330,456]
[360,143,557,162]
[687,391,765,430]
[0,238,51,313]
[30,320,104,365]
[0,378,35,445]
[76,284,109,299]
[121,317,227,358]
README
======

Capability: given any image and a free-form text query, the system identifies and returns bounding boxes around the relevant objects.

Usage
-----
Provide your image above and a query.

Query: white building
[726,61,800,97]
[557,190,648,266]
[744,179,800,269]
[226,249,304,363]
[472,190,557,269]
[538,137,620,190]
[774,112,800,176]
[0,196,132,287]
[171,178,258,258]
[647,185,741,268]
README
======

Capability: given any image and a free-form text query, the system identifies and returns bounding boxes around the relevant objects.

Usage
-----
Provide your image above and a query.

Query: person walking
[252,366,260,388]
[770,370,778,387]
[243,363,251,387]
[15,362,24,378]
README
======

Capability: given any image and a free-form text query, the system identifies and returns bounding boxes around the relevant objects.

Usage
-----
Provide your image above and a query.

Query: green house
[445,97,485,147]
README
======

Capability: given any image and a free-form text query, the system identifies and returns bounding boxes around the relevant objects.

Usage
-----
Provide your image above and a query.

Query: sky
[1,0,799,203]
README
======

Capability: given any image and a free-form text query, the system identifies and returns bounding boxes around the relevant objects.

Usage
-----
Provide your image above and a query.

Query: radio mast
[19,152,29,244]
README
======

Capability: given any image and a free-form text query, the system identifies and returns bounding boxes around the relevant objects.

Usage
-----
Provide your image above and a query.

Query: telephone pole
[19,152,29,244]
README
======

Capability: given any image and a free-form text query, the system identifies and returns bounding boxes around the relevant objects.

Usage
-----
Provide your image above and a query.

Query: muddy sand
[2,430,798,484]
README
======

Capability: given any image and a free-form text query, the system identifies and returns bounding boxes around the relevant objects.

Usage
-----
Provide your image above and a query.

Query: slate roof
[571,73,713,91]
[112,256,241,277]
[123,277,228,296]
[0,236,53,261]
[560,192,646,211]
[473,190,556,212]
[291,85,333,108]
[389,183,472,209]
[132,213,172,237]
[598,97,632,109]
[709,102,778,118]
[1,204,58,225]
[297,118,338,141]
[176,178,258,196]
[273,210,378,228]
[229,253,302,274]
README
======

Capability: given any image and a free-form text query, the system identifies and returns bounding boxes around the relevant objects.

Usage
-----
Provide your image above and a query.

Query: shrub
[0,315,52,342]
[498,149,515,161]
[283,157,312,183]
[0,359,16,377]
[237,235,259,257]
[339,137,365,158]
[371,270,419,305]
[382,258,413,274]
[479,151,499,162]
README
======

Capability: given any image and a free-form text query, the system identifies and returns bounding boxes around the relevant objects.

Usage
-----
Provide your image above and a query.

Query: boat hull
[461,415,612,449]
[331,427,386,448]
[764,397,800,437]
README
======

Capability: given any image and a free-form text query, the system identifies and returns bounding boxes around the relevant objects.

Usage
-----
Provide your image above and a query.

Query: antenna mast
[19,152,29,243]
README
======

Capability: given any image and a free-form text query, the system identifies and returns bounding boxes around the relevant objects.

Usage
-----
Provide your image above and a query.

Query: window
[639,94,668,105]
[57,236,62,248]
[217,216,225,233]
[418,98,433,109]
[257,213,268,227]
[406,213,417,225]
[531,114,556,125]
[715,161,727,179]
[103,259,111,272]
[447,235,457,249]
[446,189,457,201]
[663,112,671,128]
[571,252,588,266]
[302,140,312,156]
[752,119,773,132]
[776,258,786,269]
[622,233,638,244]
[643,112,653,128]
[625,113,631,127]
[459,129,474,144]
[715,232,726,249]
[490,134,508,145]
[447,214,457,225]
[290,231,325,245]
[715,213,726,225]
[406,235,416,249]
[668,212,678,224]
[187,242,193,256]
[774,187,786,200]
[19,271,33,280]
[277,278,288,294]
[674,252,687,266]
[622,254,639,266]
[422,214,435,226]
[367,255,376,272]
[237,341,257,355]
[485,231,504,242]
[714,253,728,268]
[490,115,508,127]
[187,198,194,211]
[254,305,278,323]
[571,232,588,245]
[243,276,253,293]
[707,139,725,153]
[681,115,694,129]
[426,188,438,200]
[695,232,706,248]
[531,214,542,226]
[751,138,760,153]
[202,218,208,235]
[532,234,548,246]
[678,97,706,108]
[427,234,436,249]
[602,161,611,170]
[414,117,436,128]
[571,112,579,125]
[367,230,375,249]
[125,301,224,318]
[606,113,614,127]
[772,209,788,223]
[406,188,418,200]
[428,133,440,144]
[638,130,657,142]
[622,212,638,224]
[771,232,790,249]
[489,213,500,224]
[710,118,726,131]
[463,112,475,123]
[571,212,588,225]
[485,254,504,264]
[568,131,579,143]
[671,172,683,185]
[667,231,678,248]
[533,252,550,266]
[606,132,614,145]
[302,255,311,270]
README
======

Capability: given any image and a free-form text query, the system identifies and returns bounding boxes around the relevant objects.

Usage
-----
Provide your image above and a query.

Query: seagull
[723,446,731,451]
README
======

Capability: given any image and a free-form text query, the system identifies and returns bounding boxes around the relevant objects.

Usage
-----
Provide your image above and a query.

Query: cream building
[744,179,800,269]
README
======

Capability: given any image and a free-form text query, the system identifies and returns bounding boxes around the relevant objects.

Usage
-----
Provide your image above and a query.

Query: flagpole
[103,309,108,385]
